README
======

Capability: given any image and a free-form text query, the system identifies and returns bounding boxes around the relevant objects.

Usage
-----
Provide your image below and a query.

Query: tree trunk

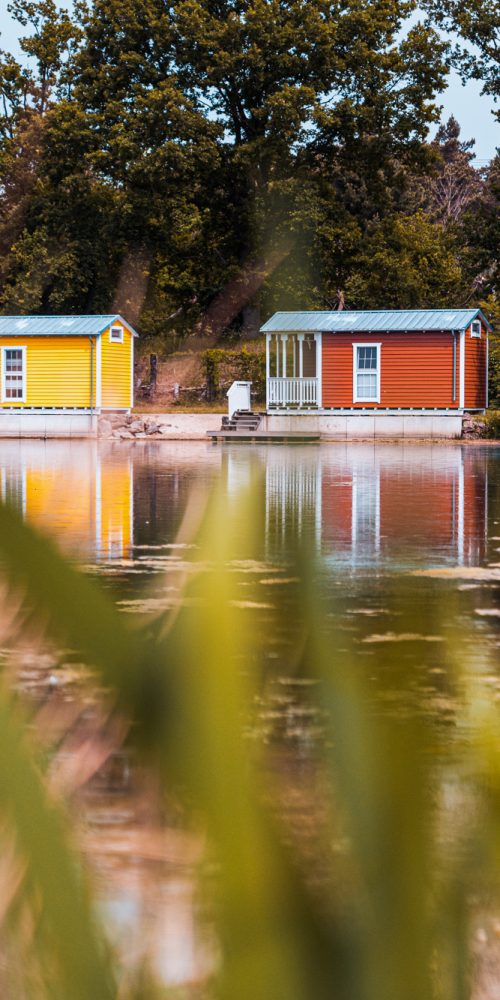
[241,302,261,338]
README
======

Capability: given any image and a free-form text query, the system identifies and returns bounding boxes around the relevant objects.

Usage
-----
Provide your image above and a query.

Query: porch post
[282,335,288,378]
[298,334,304,378]
[314,333,322,408]
[266,334,270,410]
[298,334,304,406]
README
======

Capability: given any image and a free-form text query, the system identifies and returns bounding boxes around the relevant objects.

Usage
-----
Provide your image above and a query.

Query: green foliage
[202,348,225,401]
[482,410,500,439]
[202,346,266,400]
[0,0,496,336]
[345,210,464,308]
[481,296,500,409]
[488,358,500,411]
[422,0,500,116]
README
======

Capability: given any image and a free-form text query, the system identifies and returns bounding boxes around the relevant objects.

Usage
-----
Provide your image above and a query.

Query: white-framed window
[110,325,124,343]
[471,319,481,338]
[2,346,26,402]
[353,343,381,403]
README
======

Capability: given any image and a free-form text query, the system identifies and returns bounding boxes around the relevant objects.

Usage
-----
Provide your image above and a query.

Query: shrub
[483,409,500,439]
[202,345,266,401]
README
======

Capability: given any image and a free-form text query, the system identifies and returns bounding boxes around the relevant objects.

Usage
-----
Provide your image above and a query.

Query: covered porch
[266,332,322,410]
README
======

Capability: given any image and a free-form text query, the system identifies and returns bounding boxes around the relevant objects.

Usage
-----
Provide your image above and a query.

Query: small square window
[110,325,124,343]
[471,320,481,338]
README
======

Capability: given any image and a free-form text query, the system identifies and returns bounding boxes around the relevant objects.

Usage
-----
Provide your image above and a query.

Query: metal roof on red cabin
[261,309,492,333]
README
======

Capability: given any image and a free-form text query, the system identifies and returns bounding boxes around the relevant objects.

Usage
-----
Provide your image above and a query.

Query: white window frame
[471,319,481,339]
[353,343,381,404]
[109,324,124,344]
[1,345,26,403]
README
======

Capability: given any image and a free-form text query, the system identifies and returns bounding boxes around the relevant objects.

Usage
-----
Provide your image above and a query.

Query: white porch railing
[267,377,319,408]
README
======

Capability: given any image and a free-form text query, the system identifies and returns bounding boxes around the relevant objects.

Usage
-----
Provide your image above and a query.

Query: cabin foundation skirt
[262,411,465,439]
[0,411,98,438]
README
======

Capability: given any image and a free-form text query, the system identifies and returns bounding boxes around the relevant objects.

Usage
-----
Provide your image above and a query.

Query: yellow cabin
[0,314,136,436]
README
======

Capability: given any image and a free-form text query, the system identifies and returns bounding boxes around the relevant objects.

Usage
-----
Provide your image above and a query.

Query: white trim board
[459,329,465,409]
[95,335,102,408]
[130,331,134,409]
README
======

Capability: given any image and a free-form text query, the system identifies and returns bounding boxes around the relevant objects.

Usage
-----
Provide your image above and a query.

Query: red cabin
[262,309,491,413]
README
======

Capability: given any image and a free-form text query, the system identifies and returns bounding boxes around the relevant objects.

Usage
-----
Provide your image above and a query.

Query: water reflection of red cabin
[262,446,487,566]
[320,449,487,564]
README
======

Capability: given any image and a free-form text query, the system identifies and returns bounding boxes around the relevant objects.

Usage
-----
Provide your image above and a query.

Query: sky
[0,0,498,163]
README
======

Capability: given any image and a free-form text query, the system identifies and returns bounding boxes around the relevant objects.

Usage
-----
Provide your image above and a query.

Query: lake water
[2,439,500,989]
[2,438,498,652]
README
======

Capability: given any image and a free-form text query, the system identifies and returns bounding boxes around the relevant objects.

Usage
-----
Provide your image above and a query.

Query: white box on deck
[227,381,252,417]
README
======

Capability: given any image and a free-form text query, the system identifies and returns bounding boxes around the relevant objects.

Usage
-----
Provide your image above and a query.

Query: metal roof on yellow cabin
[0,315,138,336]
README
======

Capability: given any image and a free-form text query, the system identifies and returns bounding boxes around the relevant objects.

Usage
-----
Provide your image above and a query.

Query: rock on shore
[98,412,222,440]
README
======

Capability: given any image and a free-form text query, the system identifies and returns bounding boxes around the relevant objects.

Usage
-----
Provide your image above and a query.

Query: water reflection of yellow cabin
[0,443,133,559]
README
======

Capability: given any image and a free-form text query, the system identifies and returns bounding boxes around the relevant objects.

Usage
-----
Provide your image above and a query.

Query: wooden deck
[206,429,321,443]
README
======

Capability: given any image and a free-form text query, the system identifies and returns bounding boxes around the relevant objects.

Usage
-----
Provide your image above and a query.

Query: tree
[0,0,481,339]
[459,151,500,303]
[7,0,78,113]
[343,209,464,308]
[0,1,82,306]
[170,0,449,330]
[413,116,484,223]
[422,0,500,118]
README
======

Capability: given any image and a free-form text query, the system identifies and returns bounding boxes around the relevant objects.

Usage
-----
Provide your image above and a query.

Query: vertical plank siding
[0,323,134,410]
[322,332,464,409]
[464,321,488,409]
[0,336,97,408]
[101,325,133,410]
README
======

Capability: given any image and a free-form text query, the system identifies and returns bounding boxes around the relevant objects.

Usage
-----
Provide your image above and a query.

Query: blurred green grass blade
[164,482,344,1000]
[297,561,436,1000]
[0,501,162,727]
[0,684,115,1000]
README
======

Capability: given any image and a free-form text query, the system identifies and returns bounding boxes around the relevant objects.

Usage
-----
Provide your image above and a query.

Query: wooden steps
[221,409,262,432]
[208,409,320,442]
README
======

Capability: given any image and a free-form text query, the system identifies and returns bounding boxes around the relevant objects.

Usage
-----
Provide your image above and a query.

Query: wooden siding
[0,336,96,408]
[101,324,133,409]
[464,321,487,409]
[322,332,460,409]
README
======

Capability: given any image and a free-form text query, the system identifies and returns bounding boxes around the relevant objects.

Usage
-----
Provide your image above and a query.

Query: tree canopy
[0,0,498,341]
